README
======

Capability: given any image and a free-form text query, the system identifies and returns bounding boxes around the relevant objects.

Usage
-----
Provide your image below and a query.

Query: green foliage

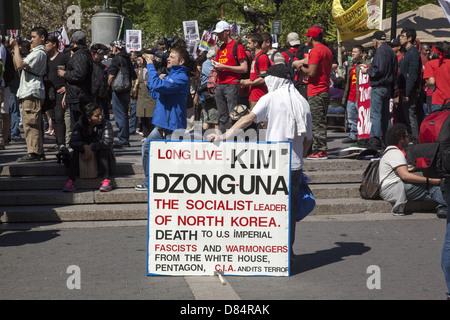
[18,0,439,48]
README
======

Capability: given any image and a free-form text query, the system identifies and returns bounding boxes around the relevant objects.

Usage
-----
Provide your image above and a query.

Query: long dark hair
[81,103,101,126]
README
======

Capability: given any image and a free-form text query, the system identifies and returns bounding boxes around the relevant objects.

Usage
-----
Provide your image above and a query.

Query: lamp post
[269,0,284,20]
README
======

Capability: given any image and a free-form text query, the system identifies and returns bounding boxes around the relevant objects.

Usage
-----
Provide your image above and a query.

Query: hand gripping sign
[147,140,292,276]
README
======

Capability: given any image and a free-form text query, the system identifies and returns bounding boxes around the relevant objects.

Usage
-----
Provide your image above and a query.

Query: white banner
[438,0,450,23]
[147,140,291,277]
[183,20,200,41]
[49,26,70,53]
[126,30,142,53]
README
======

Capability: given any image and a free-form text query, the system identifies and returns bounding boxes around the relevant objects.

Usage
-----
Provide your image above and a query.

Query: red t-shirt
[307,43,333,97]
[249,51,269,101]
[348,64,357,102]
[215,40,247,85]
[423,59,450,105]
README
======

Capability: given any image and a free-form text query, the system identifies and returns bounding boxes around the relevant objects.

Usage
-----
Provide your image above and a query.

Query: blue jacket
[147,63,189,131]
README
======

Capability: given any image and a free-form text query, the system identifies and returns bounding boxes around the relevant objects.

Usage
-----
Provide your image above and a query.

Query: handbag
[111,57,131,93]
[295,173,315,221]
[79,153,98,179]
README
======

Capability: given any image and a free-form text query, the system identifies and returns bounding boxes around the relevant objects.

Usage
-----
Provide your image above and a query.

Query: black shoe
[437,206,447,219]
[17,153,45,162]
[342,137,357,144]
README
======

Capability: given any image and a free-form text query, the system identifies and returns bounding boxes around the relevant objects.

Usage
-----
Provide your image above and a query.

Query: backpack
[267,49,294,79]
[3,49,16,87]
[207,67,218,95]
[359,149,395,200]
[410,98,450,178]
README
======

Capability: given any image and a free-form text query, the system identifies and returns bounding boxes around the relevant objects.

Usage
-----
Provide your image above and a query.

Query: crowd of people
[1,21,450,298]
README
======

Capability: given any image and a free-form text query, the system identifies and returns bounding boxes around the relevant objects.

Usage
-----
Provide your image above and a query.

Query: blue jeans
[432,104,444,113]
[111,91,130,145]
[404,183,447,207]
[369,86,391,142]
[443,179,450,297]
[9,92,21,139]
[141,127,173,188]
[129,98,137,133]
[346,100,358,140]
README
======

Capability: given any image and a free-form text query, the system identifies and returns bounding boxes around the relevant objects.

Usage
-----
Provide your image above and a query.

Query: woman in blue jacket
[135,46,190,191]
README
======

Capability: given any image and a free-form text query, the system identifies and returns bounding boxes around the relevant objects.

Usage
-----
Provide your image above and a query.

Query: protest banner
[332,0,382,42]
[357,67,372,139]
[183,20,199,41]
[126,30,142,53]
[438,0,450,24]
[357,67,394,139]
[49,26,70,53]
[147,140,291,277]
[199,28,217,52]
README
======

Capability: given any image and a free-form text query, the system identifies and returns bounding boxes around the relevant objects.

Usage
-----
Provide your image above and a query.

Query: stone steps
[0,130,438,223]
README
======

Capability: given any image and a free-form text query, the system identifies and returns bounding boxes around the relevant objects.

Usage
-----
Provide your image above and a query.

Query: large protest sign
[332,0,382,42]
[147,140,291,277]
[126,30,142,53]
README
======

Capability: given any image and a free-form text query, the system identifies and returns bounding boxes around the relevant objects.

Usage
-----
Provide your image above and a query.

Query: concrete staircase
[0,130,437,223]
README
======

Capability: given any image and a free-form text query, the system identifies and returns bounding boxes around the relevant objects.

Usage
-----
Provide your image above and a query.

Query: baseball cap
[71,30,86,45]
[372,30,386,41]
[287,32,300,46]
[302,27,323,38]
[260,64,291,80]
[112,40,126,49]
[213,21,230,34]
[389,37,401,47]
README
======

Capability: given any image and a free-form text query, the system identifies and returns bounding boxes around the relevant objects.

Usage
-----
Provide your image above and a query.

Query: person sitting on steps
[63,103,116,192]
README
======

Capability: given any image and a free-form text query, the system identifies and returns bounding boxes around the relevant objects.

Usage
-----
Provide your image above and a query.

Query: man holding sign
[209,64,313,263]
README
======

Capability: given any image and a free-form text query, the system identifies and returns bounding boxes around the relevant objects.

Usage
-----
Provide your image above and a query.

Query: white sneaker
[135,184,148,191]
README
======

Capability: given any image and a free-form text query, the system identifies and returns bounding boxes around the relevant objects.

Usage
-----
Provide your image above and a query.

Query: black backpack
[359,149,395,200]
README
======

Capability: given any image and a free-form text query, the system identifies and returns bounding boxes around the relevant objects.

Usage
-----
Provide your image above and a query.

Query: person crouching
[63,103,116,192]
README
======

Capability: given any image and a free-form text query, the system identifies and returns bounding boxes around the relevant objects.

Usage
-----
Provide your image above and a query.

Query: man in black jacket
[361,30,398,149]
[58,30,93,127]
[397,28,423,143]
[107,40,137,147]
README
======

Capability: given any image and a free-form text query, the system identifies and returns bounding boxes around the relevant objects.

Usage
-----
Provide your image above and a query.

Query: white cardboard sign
[147,140,292,276]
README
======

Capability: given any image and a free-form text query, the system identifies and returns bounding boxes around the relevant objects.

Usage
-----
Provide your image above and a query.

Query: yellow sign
[332,0,382,42]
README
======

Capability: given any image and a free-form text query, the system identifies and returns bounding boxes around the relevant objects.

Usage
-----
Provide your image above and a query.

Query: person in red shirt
[238,33,269,110]
[212,21,248,133]
[300,27,333,160]
[423,42,450,112]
